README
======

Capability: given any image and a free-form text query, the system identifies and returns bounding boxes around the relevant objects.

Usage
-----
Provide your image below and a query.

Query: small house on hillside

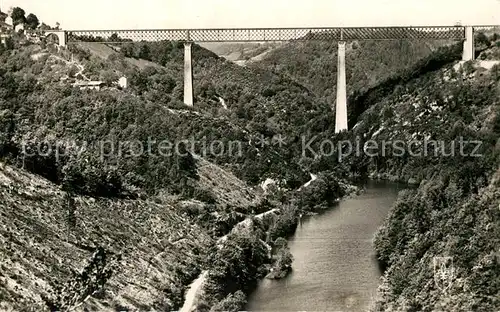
[26,31,41,43]
[14,23,24,33]
[0,11,10,35]
[0,10,7,23]
[0,33,8,44]
[118,76,128,89]
[73,81,105,91]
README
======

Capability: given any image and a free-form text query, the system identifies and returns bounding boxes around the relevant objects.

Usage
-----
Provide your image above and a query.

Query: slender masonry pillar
[462,26,474,61]
[183,42,194,106]
[59,31,67,47]
[335,41,348,133]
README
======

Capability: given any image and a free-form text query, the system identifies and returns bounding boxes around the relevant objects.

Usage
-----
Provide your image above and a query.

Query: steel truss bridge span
[65,26,471,43]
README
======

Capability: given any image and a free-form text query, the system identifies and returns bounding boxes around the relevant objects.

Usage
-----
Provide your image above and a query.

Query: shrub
[209,291,246,312]
[268,204,299,241]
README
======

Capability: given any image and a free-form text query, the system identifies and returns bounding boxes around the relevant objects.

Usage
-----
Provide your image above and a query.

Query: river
[246,180,405,311]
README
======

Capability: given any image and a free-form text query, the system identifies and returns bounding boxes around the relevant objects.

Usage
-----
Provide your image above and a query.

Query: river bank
[246,180,405,311]
[177,174,359,311]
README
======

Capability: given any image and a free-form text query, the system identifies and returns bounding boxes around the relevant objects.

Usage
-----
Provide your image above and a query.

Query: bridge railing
[473,25,500,33]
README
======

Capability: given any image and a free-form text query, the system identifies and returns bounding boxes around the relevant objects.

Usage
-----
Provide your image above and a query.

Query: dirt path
[179,208,278,311]
[179,271,208,312]
[48,54,90,81]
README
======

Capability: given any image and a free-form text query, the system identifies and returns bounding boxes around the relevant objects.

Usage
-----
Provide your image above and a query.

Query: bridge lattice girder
[63,26,487,43]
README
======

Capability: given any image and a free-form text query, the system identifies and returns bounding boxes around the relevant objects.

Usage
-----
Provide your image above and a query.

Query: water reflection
[246,180,405,311]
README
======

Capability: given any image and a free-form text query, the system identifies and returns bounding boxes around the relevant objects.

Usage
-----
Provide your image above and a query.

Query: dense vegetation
[0,39,324,199]
[351,47,500,188]
[1,17,499,311]
[253,40,449,104]
[373,173,499,311]
[266,237,293,279]
[0,33,472,198]
[253,30,500,311]
[361,35,500,311]
[0,18,357,312]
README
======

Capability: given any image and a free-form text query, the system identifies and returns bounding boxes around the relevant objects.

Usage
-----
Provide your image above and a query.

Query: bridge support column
[183,42,194,106]
[59,31,67,47]
[335,41,348,133]
[462,26,474,61]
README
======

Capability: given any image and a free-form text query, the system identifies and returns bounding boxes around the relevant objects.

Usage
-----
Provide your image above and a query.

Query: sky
[1,0,499,30]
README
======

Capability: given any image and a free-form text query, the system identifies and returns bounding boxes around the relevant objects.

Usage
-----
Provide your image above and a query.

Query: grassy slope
[196,156,261,208]
[0,142,262,311]
[0,163,212,311]
[76,42,165,70]
[200,42,283,63]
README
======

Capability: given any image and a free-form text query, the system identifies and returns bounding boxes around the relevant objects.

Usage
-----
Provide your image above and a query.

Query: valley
[0,11,499,312]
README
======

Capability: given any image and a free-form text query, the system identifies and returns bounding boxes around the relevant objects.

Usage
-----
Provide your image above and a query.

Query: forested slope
[250,29,500,312]
[0,29,353,311]
[253,40,450,103]
[1,24,499,311]
[0,164,212,311]
[0,36,266,311]
[358,35,500,311]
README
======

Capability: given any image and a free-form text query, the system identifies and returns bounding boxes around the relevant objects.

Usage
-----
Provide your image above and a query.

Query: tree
[39,22,51,31]
[274,237,288,249]
[4,37,15,50]
[139,44,151,60]
[25,13,39,30]
[210,291,246,312]
[275,246,293,270]
[475,32,491,49]
[100,70,119,85]
[121,44,135,57]
[109,33,120,42]
[10,7,26,28]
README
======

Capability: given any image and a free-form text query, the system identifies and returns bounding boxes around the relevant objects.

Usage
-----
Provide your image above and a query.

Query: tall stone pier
[59,31,67,47]
[335,41,348,133]
[184,42,194,106]
[462,26,475,61]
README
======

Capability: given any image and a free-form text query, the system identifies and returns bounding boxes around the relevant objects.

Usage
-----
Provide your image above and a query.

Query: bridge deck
[64,26,476,43]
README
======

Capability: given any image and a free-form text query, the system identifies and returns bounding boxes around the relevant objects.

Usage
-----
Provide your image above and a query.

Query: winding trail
[178,208,278,311]
[179,271,208,312]
[44,53,91,81]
